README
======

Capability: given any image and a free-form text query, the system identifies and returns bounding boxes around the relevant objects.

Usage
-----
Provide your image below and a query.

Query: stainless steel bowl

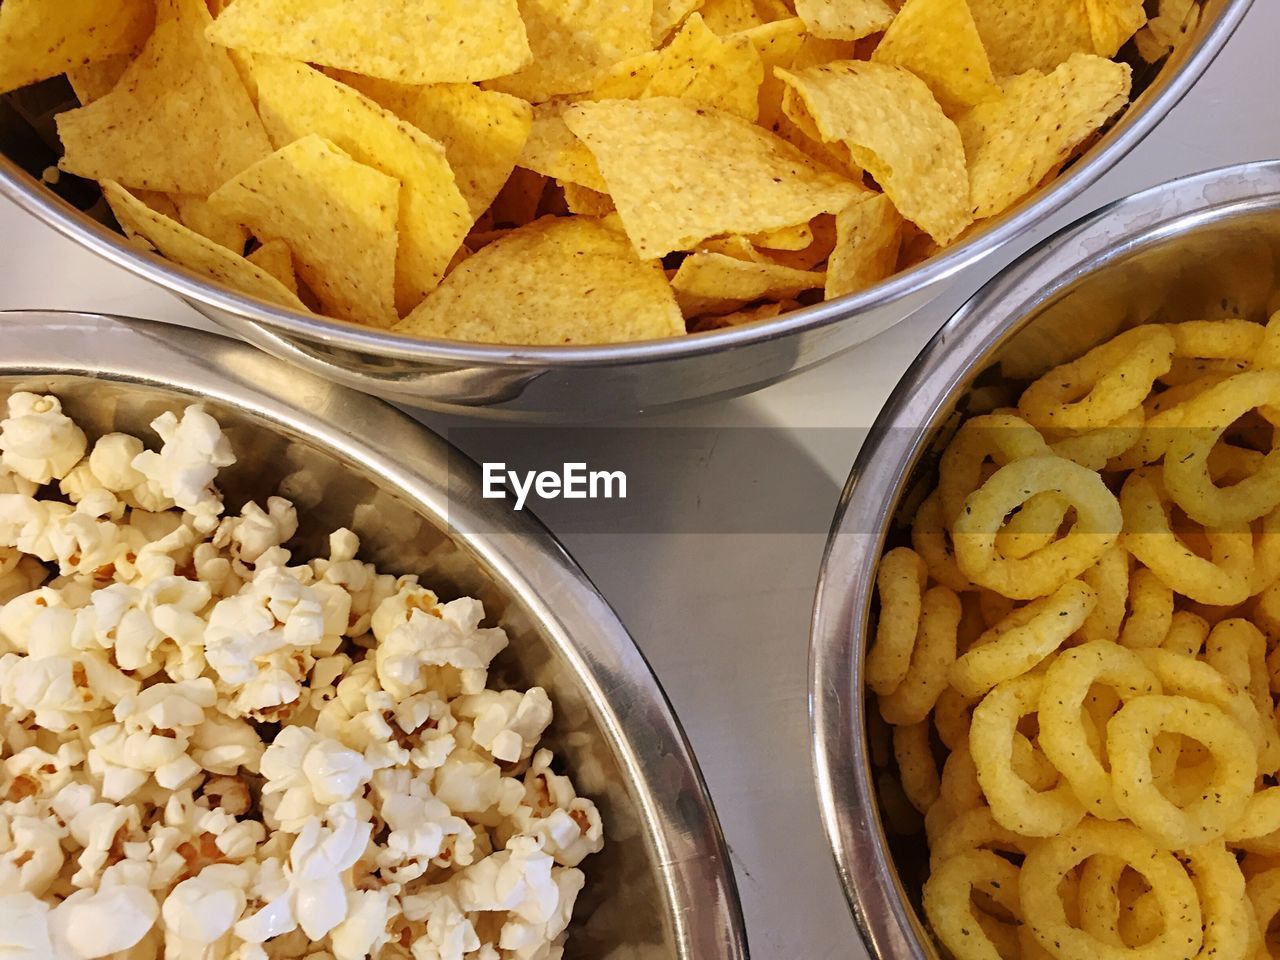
[0,2,1253,420]
[809,159,1280,959]
[0,311,748,960]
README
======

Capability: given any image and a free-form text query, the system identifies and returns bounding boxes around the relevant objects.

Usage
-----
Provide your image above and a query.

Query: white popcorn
[400,887,479,960]
[329,888,395,960]
[216,497,299,564]
[260,727,372,833]
[162,864,249,952]
[48,884,159,957]
[0,393,87,485]
[0,891,60,958]
[374,596,509,700]
[0,805,67,896]
[455,688,553,764]
[131,407,234,533]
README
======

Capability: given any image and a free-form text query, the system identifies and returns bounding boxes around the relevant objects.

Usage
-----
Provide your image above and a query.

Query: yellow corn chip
[565,98,861,258]
[826,192,903,299]
[778,86,858,173]
[1085,0,1147,57]
[959,53,1130,219]
[206,0,531,84]
[967,0,1095,76]
[102,179,305,311]
[66,54,131,105]
[172,194,249,253]
[332,75,534,220]
[396,217,685,345]
[754,0,795,21]
[689,299,787,332]
[795,0,895,40]
[750,223,814,251]
[741,18,809,128]
[672,251,825,316]
[561,182,615,216]
[653,0,706,41]
[251,59,472,314]
[487,0,655,101]
[0,0,153,95]
[114,189,181,222]
[519,103,610,193]
[208,135,400,328]
[698,236,768,262]
[764,212,838,270]
[641,14,765,121]
[489,168,548,227]
[57,0,271,195]
[700,0,763,33]
[872,0,1001,112]
[246,239,298,295]
[593,51,664,99]
[777,61,971,244]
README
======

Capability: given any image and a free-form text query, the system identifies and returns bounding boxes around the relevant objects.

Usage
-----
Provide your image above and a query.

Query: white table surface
[3,8,1280,955]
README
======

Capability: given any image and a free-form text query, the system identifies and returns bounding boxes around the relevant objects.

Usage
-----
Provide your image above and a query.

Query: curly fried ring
[1161,611,1209,657]
[1205,618,1280,770]
[1121,467,1254,606]
[1020,819,1202,960]
[912,493,974,593]
[1183,843,1253,960]
[866,547,928,696]
[970,674,1084,837]
[924,850,1021,960]
[879,586,961,726]
[893,720,940,814]
[939,412,1053,525]
[1163,371,1280,527]
[1049,405,1145,471]
[1107,695,1256,848]
[1137,648,1270,756]
[1165,319,1265,363]
[954,456,1122,600]
[1246,868,1280,954]
[928,806,1033,872]
[1080,546,1130,644]
[1116,568,1173,649]
[1039,641,1160,820]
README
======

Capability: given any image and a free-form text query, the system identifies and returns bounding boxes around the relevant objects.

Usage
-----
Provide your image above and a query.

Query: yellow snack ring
[1077,855,1127,948]
[1048,404,1145,471]
[879,585,962,726]
[923,849,1022,960]
[970,674,1085,837]
[995,492,1071,562]
[1020,819,1202,960]
[912,492,975,593]
[893,719,941,814]
[1163,371,1280,527]
[1039,641,1160,821]
[1245,867,1280,955]
[1183,843,1254,960]
[954,455,1122,600]
[928,806,1032,872]
[1165,318,1265,362]
[1107,694,1256,848]
[1161,610,1209,657]
[1205,618,1280,769]
[1080,545,1130,644]
[939,412,1052,525]
[866,546,928,696]
[1116,567,1174,649]
[1018,326,1175,432]
[948,580,1097,699]
[1121,467,1254,606]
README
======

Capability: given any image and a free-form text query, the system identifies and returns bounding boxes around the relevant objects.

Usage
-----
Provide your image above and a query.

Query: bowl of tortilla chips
[0,0,1254,418]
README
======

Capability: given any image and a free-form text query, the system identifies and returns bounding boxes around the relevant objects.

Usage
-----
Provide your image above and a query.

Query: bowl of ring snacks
[0,0,1254,418]
[811,160,1280,960]
[0,312,746,960]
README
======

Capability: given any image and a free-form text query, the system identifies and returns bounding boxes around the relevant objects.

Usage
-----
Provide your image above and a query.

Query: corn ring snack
[1162,609,1210,656]
[1183,843,1254,960]
[928,806,1032,872]
[1205,619,1280,768]
[954,455,1122,600]
[948,580,1097,699]
[970,674,1085,837]
[933,685,976,751]
[867,546,929,696]
[924,850,1023,960]
[1038,641,1160,820]
[1047,405,1145,471]
[1116,567,1174,649]
[996,493,1073,562]
[1163,371,1280,527]
[1080,546,1130,644]
[912,491,975,593]
[1018,326,1175,431]
[1166,319,1266,362]
[1077,855,1127,948]
[879,585,962,725]
[893,719,941,814]
[1246,868,1280,955]
[939,412,1053,525]
[1019,819,1202,960]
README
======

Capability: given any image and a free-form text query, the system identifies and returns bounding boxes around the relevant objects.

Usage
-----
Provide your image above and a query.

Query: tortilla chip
[208,135,400,328]
[252,58,472,314]
[672,251,825,315]
[127,189,182,222]
[699,0,763,33]
[777,61,971,244]
[172,194,249,252]
[688,299,787,331]
[396,217,685,345]
[561,182,616,216]
[57,0,271,195]
[206,0,531,84]
[1085,0,1147,57]
[872,0,1001,112]
[489,168,548,227]
[641,14,765,120]
[66,54,132,105]
[0,0,153,95]
[764,212,838,270]
[102,179,305,311]
[565,98,861,258]
[246,239,298,295]
[333,74,533,220]
[967,0,1095,76]
[519,103,610,193]
[754,0,795,21]
[699,236,768,262]
[740,18,809,127]
[959,53,1130,219]
[487,0,655,101]
[778,86,859,173]
[795,0,895,40]
[826,193,903,298]
[593,51,664,99]
[750,223,814,251]
[653,0,706,41]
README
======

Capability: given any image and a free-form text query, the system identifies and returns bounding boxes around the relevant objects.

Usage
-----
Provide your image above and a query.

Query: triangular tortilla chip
[561,182,615,217]
[1085,0,1147,57]
[206,0,532,84]
[102,180,305,312]
[172,194,249,252]
[966,0,1095,76]
[57,0,271,195]
[396,217,685,345]
[252,59,472,314]
[795,0,896,40]
[653,0,706,41]
[959,53,1130,219]
[826,193,903,299]
[872,0,1001,112]
[699,0,763,33]
[672,251,825,316]
[777,61,971,244]
[487,0,655,101]
[750,223,814,251]
[334,75,534,220]
[66,54,132,105]
[564,98,861,258]
[0,0,153,95]
[208,135,400,328]
[641,14,765,121]
[741,18,809,129]
[246,239,298,295]
[519,103,610,194]
[688,300,788,332]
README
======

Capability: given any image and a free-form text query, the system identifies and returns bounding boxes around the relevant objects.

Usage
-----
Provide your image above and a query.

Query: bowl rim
[0,0,1255,368]
[0,309,750,960]
[808,158,1280,960]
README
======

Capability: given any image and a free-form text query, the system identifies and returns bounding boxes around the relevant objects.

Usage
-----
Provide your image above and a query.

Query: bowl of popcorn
[0,312,746,960]
[811,159,1280,959]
